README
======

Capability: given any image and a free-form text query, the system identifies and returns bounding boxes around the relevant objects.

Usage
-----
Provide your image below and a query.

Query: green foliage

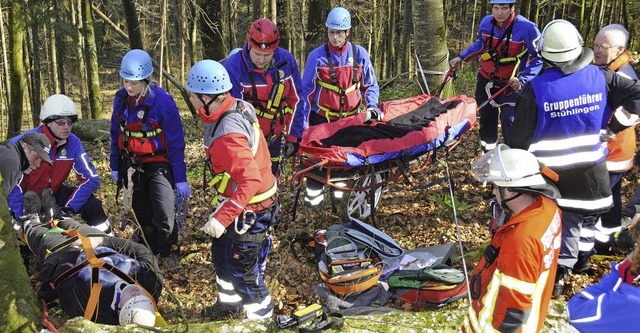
[427,193,472,220]
[450,69,478,97]
[379,79,423,102]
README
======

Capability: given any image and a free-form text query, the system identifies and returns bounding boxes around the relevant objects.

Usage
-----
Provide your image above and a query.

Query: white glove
[364,107,383,124]
[201,213,226,238]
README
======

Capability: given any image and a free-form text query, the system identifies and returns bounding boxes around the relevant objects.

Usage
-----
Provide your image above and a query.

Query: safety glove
[176,182,192,199]
[201,213,226,238]
[111,170,118,182]
[364,107,383,124]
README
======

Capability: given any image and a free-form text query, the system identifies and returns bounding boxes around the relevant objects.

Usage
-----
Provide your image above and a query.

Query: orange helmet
[247,18,279,51]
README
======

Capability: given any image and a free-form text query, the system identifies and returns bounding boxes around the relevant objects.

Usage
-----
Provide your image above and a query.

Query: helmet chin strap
[497,186,522,220]
[198,94,219,116]
[45,122,64,141]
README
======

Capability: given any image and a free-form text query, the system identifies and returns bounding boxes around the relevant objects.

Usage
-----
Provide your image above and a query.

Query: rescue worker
[568,223,640,333]
[508,19,640,296]
[109,49,192,273]
[223,19,305,175]
[15,189,162,327]
[1,132,51,197]
[301,6,380,207]
[186,60,279,321]
[449,0,542,152]
[8,94,113,235]
[463,144,562,333]
[593,24,639,254]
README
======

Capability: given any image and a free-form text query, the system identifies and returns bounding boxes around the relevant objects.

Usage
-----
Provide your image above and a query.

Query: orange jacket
[199,95,276,226]
[462,196,562,333]
[606,51,637,172]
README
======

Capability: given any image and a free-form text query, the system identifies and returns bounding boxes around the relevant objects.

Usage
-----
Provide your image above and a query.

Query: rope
[443,152,473,305]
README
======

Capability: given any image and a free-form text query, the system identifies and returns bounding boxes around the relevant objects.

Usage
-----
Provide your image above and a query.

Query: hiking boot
[41,188,60,221]
[573,254,591,274]
[23,191,42,215]
[201,301,243,320]
[160,253,183,273]
[553,265,571,297]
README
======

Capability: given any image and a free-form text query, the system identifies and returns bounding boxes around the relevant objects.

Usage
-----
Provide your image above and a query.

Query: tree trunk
[7,0,25,137]
[305,0,329,58]
[74,0,89,119]
[53,0,65,94]
[276,0,290,50]
[198,0,225,60]
[122,0,143,50]
[27,8,41,127]
[82,0,102,120]
[399,0,412,77]
[412,0,449,95]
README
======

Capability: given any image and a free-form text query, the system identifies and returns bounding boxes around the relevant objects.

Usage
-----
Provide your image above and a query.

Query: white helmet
[40,94,78,123]
[118,285,156,327]
[539,19,584,63]
[471,144,559,197]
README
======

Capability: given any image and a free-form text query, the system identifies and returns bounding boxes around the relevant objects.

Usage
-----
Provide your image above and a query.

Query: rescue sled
[291,94,477,222]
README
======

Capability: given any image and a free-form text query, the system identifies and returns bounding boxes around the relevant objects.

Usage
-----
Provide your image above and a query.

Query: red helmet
[247,18,279,51]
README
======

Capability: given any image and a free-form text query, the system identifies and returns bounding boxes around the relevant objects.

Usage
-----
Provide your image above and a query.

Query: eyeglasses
[53,119,74,126]
[594,44,620,51]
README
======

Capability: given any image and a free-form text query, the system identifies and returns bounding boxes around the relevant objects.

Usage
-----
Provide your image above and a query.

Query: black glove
[283,142,299,159]
[58,206,75,219]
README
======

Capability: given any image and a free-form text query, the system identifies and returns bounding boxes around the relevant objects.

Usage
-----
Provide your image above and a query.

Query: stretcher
[291,94,477,223]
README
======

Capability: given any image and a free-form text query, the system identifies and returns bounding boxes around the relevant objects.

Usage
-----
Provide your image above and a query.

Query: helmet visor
[471,144,509,183]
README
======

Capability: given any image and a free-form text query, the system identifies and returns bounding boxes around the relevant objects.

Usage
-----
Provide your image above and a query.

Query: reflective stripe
[580,228,595,238]
[317,80,360,96]
[91,219,111,233]
[304,195,324,206]
[594,219,621,242]
[556,195,612,211]
[244,295,273,320]
[606,158,633,172]
[477,270,502,332]
[217,290,243,303]
[481,141,497,151]
[499,273,536,295]
[216,276,243,303]
[529,134,601,152]
[578,241,595,252]
[536,150,606,168]
[119,124,162,138]
[217,276,235,290]
[569,292,605,323]
[306,187,323,196]
[521,270,550,333]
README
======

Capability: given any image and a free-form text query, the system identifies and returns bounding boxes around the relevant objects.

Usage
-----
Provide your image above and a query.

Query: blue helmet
[119,49,153,80]
[186,60,232,95]
[489,0,515,3]
[326,7,351,30]
[228,48,242,58]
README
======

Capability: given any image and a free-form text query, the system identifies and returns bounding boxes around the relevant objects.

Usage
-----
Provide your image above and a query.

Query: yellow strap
[498,48,528,64]
[248,180,278,204]
[119,124,163,138]
[265,82,287,110]
[318,104,359,120]
[317,80,360,95]
[84,283,103,321]
[255,106,293,120]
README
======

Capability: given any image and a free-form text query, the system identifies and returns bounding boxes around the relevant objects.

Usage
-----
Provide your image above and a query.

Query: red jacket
[200,95,276,226]
[462,196,562,333]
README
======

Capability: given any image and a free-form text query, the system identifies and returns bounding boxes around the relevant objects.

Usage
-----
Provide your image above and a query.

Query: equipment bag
[388,264,468,307]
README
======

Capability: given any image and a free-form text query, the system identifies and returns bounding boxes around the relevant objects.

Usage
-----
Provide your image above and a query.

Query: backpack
[388,263,468,307]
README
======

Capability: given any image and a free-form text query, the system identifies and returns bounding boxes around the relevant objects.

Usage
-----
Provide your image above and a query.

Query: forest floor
[35,78,633,330]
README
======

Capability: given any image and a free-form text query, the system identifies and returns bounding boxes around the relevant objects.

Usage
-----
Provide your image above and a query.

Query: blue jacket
[9,126,100,217]
[110,85,187,184]
[224,45,306,142]
[301,41,379,121]
[459,13,541,84]
[568,262,640,333]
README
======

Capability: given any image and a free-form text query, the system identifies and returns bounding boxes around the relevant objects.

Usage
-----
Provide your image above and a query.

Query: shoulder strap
[351,42,359,84]
[324,44,338,85]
